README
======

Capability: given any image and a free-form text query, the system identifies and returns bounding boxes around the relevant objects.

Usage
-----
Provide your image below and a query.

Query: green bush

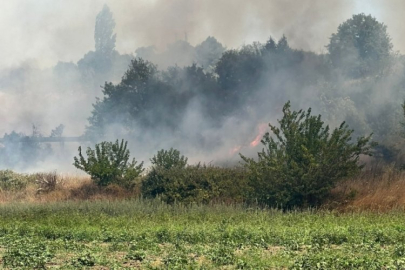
[241,101,374,208]
[73,139,144,187]
[142,165,218,204]
[142,164,249,204]
[0,170,32,191]
[150,148,188,169]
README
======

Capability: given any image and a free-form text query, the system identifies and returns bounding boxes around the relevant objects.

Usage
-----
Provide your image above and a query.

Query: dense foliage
[84,14,399,156]
[73,139,144,187]
[150,148,188,170]
[241,102,374,208]
[142,164,249,204]
[81,100,376,207]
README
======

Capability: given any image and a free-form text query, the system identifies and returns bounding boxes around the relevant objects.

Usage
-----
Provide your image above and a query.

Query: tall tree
[94,4,116,55]
[327,13,393,78]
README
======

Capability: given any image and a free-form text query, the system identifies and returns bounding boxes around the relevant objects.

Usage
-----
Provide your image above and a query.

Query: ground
[0,200,405,269]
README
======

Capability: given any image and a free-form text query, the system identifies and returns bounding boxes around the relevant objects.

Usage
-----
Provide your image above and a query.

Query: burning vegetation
[1,5,405,210]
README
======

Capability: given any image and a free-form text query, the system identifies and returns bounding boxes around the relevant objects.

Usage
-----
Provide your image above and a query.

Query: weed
[3,237,54,268]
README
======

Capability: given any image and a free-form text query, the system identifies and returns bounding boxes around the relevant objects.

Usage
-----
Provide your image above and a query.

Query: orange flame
[250,123,267,147]
[229,123,268,156]
[229,145,242,155]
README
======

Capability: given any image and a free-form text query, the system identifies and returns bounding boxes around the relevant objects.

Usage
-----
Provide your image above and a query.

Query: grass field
[1,199,405,269]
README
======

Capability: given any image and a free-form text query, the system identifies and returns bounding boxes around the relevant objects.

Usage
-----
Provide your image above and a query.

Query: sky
[0,0,402,70]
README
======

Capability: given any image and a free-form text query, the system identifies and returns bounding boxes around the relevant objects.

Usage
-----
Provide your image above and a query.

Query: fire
[229,123,268,156]
[250,123,267,147]
[229,145,242,155]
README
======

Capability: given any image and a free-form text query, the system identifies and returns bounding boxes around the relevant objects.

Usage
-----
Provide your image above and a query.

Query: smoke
[1,1,405,172]
[1,0,404,70]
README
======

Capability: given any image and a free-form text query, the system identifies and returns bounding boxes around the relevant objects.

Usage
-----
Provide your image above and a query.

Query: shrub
[73,139,144,187]
[142,164,249,204]
[35,171,62,193]
[142,164,219,204]
[150,148,188,169]
[0,170,32,191]
[241,101,374,208]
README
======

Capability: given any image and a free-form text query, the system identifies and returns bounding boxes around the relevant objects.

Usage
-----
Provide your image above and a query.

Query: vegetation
[241,101,374,208]
[150,148,188,170]
[0,200,403,268]
[73,139,144,187]
[2,11,404,171]
[94,4,116,56]
[327,13,393,78]
[142,164,249,204]
[77,101,366,208]
[0,170,33,191]
[0,126,53,170]
[2,7,405,269]
[83,12,399,165]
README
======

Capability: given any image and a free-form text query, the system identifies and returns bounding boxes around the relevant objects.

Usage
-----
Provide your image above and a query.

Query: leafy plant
[142,164,249,204]
[73,139,144,187]
[71,251,96,267]
[3,238,54,269]
[150,148,188,169]
[142,164,221,204]
[241,101,375,208]
[0,170,32,191]
[125,250,146,261]
[162,251,194,269]
[208,244,235,266]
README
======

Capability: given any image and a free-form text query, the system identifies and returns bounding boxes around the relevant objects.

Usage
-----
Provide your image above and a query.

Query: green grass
[0,200,405,268]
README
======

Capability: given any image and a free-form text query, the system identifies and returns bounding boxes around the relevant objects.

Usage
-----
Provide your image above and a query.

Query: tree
[94,4,116,55]
[50,124,64,138]
[276,35,290,53]
[327,13,393,78]
[86,58,158,137]
[0,126,52,170]
[214,44,264,114]
[77,4,132,84]
[86,58,185,138]
[195,36,225,70]
[73,139,144,187]
[263,37,277,53]
[241,101,374,208]
[150,148,188,170]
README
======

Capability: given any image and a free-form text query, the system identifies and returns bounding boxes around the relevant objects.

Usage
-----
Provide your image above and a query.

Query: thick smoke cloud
[0,0,402,70]
[0,1,404,172]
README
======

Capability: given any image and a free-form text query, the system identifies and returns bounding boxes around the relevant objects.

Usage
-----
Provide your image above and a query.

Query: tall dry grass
[3,166,405,211]
[330,165,405,211]
[0,173,139,204]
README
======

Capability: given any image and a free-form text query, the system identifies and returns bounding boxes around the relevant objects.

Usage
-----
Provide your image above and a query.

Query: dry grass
[331,165,405,211]
[0,173,139,204]
[3,166,405,211]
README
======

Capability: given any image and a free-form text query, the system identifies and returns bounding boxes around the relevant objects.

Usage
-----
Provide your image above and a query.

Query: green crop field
[0,200,404,269]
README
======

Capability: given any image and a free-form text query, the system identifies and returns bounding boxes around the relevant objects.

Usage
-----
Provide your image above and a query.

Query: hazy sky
[0,0,402,70]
